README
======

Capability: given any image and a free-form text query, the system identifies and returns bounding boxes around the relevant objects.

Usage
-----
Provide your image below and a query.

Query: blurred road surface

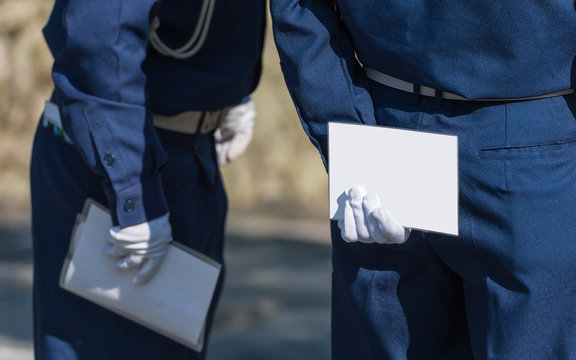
[0,215,332,360]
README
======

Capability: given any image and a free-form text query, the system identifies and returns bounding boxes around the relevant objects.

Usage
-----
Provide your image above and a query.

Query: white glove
[106,213,172,285]
[214,98,256,166]
[338,185,410,244]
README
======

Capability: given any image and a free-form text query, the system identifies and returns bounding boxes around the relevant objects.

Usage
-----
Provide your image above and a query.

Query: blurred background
[0,0,332,358]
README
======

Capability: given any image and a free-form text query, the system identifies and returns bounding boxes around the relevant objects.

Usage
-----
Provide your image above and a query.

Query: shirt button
[103,153,115,166]
[123,199,135,213]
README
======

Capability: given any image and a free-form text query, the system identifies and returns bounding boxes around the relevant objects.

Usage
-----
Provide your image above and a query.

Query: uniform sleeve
[51,0,168,227]
[270,0,376,168]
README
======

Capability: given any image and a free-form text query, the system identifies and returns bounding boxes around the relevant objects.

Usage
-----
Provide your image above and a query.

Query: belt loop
[201,111,215,133]
[197,112,207,133]
[192,112,207,148]
[434,89,443,108]
[412,84,421,105]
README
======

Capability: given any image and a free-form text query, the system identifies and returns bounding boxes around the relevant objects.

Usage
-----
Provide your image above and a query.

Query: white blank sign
[328,122,459,236]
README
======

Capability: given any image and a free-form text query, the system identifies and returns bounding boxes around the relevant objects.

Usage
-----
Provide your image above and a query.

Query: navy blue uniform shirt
[271,0,576,166]
[42,0,265,227]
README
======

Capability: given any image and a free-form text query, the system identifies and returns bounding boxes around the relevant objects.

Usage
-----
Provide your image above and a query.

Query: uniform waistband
[42,101,228,144]
[364,67,575,102]
[153,108,229,134]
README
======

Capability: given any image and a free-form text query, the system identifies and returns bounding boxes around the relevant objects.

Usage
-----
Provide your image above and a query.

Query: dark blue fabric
[30,122,227,359]
[272,0,375,168]
[271,2,576,357]
[339,1,576,100]
[43,0,265,227]
[270,0,576,166]
[331,82,576,359]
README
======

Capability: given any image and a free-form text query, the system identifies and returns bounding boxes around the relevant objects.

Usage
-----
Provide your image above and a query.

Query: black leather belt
[365,67,574,102]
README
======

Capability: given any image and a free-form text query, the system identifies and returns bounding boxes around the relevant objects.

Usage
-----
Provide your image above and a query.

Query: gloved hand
[106,213,172,285]
[214,98,256,166]
[338,185,410,244]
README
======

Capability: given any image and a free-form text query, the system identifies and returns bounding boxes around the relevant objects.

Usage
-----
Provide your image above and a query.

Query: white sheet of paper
[329,122,459,236]
[60,200,221,351]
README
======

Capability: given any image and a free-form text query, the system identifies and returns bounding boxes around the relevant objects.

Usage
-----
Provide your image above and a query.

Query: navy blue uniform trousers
[30,118,227,359]
[331,81,576,359]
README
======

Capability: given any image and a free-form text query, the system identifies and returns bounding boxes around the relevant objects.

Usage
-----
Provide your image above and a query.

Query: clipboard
[60,199,221,351]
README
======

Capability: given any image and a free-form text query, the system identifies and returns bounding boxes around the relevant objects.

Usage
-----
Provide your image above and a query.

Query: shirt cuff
[104,174,169,228]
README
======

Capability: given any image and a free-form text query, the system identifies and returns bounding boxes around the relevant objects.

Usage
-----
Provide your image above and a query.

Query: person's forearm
[270,0,376,168]
[51,0,168,227]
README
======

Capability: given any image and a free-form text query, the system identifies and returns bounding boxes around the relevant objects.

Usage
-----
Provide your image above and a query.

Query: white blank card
[328,122,459,236]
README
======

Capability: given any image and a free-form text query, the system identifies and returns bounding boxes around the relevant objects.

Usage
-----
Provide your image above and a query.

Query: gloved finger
[362,192,382,213]
[114,253,145,271]
[339,199,358,242]
[404,228,412,241]
[108,224,151,243]
[214,130,233,146]
[225,134,252,163]
[105,242,130,259]
[224,99,256,131]
[133,257,164,285]
[215,130,253,166]
[215,141,231,166]
[365,212,388,244]
[213,128,225,142]
[370,207,409,244]
[142,241,170,259]
[109,240,151,252]
[215,100,255,166]
[349,185,370,240]
[110,236,170,254]
[363,193,386,244]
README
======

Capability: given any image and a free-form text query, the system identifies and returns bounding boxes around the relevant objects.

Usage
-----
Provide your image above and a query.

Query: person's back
[338,1,576,99]
[271,1,576,359]
[32,1,265,359]
[43,0,265,114]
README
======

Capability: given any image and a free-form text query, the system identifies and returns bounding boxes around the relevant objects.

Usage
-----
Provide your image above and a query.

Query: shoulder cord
[149,0,216,59]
